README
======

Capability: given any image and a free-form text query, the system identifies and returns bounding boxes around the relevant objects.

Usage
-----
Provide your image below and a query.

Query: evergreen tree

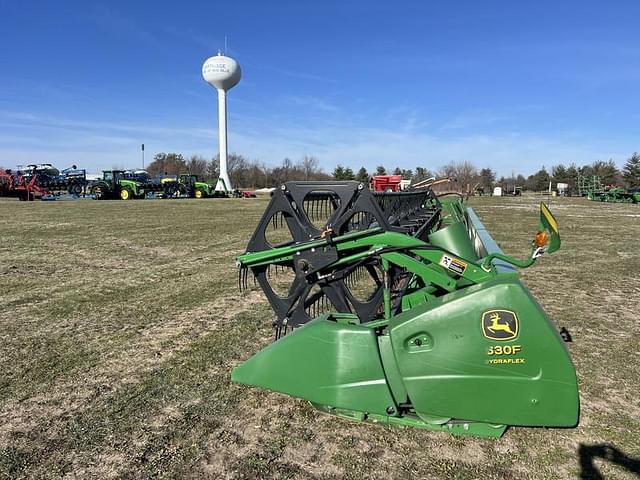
[412,167,433,183]
[343,167,355,180]
[355,167,369,183]
[579,164,594,178]
[591,159,619,184]
[622,153,640,188]
[479,167,496,192]
[332,165,355,180]
[375,165,387,176]
[566,163,579,188]
[551,164,568,182]
[526,167,551,191]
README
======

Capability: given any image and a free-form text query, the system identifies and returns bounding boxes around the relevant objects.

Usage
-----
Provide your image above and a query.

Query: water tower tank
[202,55,241,91]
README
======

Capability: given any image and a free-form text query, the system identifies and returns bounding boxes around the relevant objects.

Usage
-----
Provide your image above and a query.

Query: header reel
[239,181,440,334]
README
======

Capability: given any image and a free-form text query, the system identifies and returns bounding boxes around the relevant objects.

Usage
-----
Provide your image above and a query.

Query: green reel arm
[481,202,561,271]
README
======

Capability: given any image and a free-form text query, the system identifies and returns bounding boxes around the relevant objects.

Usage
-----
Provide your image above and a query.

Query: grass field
[1,194,639,479]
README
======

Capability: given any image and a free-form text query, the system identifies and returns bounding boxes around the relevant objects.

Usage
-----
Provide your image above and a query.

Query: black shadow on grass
[579,443,640,480]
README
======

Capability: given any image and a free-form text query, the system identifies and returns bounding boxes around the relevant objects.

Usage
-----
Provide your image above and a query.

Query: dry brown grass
[0,194,638,479]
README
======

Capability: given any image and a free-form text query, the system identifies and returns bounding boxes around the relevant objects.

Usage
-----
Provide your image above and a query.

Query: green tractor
[91,170,145,200]
[178,174,227,199]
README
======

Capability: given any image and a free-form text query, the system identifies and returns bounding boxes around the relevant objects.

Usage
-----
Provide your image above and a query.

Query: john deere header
[233,181,579,438]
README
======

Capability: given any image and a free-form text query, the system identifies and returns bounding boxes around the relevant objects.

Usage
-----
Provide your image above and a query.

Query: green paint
[233,197,579,438]
[232,315,398,417]
[389,277,579,427]
[429,220,479,261]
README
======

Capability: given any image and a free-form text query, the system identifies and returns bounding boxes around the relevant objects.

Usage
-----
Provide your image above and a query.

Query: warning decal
[439,254,468,276]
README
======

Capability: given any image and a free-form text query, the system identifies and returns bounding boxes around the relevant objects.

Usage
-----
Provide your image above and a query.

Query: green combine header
[234,181,579,438]
[589,186,640,203]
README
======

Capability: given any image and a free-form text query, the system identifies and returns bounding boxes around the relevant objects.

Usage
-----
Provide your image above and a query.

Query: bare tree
[300,155,319,180]
[146,153,186,176]
[438,161,479,193]
[210,155,220,180]
[196,153,330,187]
[186,155,208,177]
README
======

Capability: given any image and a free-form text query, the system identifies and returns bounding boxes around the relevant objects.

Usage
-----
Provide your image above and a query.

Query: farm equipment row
[91,170,220,200]
[89,171,229,200]
[93,171,258,200]
[1,164,256,201]
[233,181,579,438]
[0,164,88,201]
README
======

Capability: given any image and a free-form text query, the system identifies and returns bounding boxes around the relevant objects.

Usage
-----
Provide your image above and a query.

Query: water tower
[202,52,241,192]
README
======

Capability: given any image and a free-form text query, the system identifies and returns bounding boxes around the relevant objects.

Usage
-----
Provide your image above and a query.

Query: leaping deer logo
[487,312,515,336]
[482,310,518,340]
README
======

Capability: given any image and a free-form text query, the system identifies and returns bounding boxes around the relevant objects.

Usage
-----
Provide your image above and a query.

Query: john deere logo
[482,310,518,341]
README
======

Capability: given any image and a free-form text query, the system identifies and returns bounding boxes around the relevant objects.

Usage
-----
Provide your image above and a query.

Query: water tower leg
[216,89,233,192]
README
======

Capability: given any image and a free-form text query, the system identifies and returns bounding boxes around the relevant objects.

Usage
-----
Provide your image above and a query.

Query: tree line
[332,154,640,192]
[145,153,331,188]
[142,151,640,191]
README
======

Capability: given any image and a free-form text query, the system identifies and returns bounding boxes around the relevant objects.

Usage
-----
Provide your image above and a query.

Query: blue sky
[1,0,639,176]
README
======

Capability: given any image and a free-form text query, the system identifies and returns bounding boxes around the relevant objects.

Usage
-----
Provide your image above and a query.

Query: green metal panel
[439,198,466,224]
[428,221,479,261]
[389,277,579,427]
[232,316,398,416]
[377,334,408,405]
